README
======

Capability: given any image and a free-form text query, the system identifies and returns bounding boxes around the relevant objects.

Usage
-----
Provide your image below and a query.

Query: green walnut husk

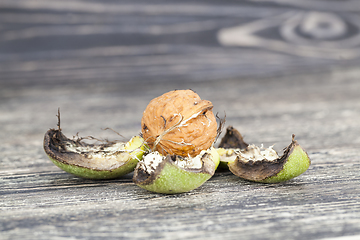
[43,128,147,180]
[133,147,220,194]
[217,126,311,183]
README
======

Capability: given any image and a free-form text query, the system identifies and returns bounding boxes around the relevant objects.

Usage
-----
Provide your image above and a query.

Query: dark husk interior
[220,127,298,181]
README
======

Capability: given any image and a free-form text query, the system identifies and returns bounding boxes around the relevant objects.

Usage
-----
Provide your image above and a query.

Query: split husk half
[133,147,220,194]
[217,126,311,183]
[44,122,147,179]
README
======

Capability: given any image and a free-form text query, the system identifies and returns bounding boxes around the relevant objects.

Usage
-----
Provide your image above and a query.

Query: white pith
[219,145,279,162]
[139,151,164,174]
[239,144,278,161]
[139,149,208,174]
[174,150,205,169]
[63,137,141,170]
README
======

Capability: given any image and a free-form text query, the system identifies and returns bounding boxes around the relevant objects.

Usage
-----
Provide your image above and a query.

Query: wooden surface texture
[1,0,360,239]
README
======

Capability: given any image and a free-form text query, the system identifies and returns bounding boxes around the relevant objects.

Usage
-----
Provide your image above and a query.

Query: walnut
[141,90,217,157]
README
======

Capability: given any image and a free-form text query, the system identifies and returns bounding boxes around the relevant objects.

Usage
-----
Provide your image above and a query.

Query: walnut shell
[141,90,217,157]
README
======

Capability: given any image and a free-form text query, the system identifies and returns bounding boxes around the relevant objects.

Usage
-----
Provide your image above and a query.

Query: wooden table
[1,1,360,239]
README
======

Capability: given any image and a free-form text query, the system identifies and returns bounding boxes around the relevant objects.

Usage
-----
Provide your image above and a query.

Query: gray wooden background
[1,0,360,239]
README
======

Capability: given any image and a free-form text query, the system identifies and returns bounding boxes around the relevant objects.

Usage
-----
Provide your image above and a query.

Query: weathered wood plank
[1,0,360,239]
[1,69,360,240]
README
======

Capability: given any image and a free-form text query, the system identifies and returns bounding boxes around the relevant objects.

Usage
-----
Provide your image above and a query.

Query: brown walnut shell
[141,90,217,157]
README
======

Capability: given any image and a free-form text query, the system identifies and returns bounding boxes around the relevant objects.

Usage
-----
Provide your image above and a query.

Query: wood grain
[1,1,360,239]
